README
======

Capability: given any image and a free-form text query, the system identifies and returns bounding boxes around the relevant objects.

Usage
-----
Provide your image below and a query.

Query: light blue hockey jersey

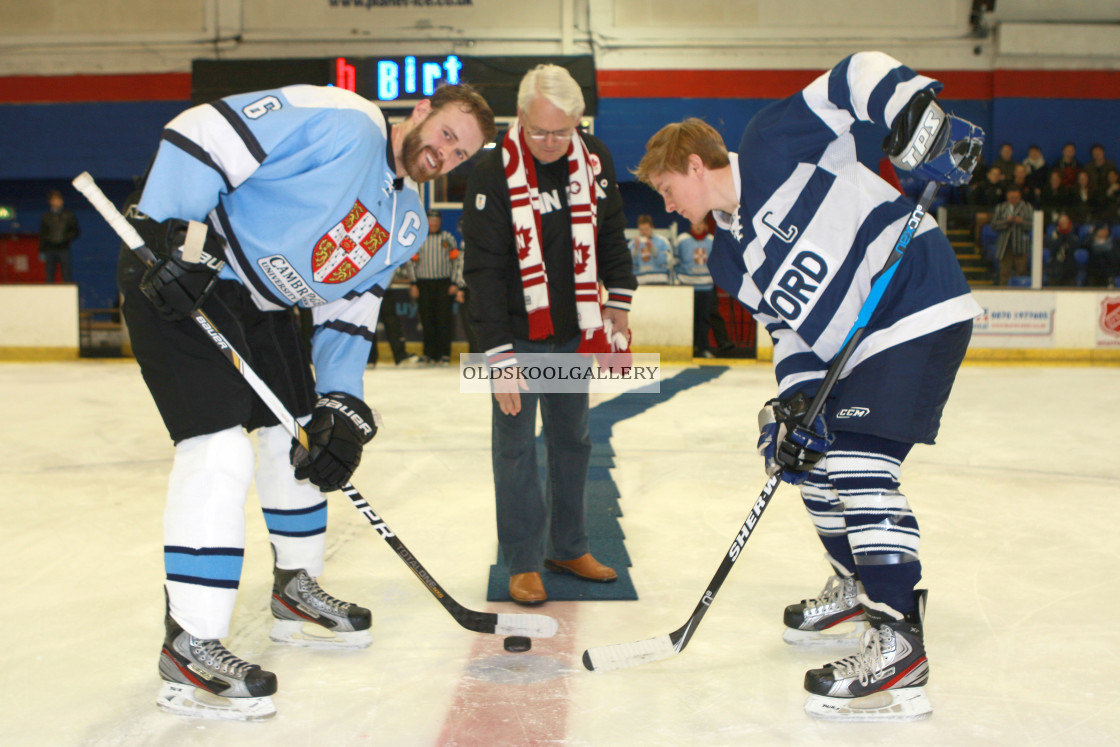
[674,232,714,290]
[629,234,672,284]
[708,52,981,398]
[137,85,428,399]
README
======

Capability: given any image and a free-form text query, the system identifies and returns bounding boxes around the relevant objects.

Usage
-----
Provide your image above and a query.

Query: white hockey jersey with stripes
[708,52,982,398]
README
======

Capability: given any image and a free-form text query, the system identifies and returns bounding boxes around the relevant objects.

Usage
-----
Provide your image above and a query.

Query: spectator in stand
[967,166,1007,251]
[1069,170,1104,225]
[38,189,80,283]
[629,214,673,284]
[992,185,1033,286]
[1055,142,1081,188]
[1086,222,1120,286]
[1038,169,1072,224]
[1083,144,1117,192]
[1022,144,1048,193]
[1101,169,1120,223]
[674,216,732,358]
[992,142,1017,184]
[1043,213,1080,286]
[1010,164,1035,206]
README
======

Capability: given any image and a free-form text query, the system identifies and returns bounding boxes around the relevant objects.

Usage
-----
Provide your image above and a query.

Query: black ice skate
[270,566,373,649]
[803,590,932,722]
[782,555,869,647]
[156,614,277,721]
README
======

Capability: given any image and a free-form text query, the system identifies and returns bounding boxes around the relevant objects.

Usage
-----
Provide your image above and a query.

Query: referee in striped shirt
[409,209,461,364]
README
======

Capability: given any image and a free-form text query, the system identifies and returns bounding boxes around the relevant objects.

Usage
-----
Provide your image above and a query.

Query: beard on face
[401,122,442,183]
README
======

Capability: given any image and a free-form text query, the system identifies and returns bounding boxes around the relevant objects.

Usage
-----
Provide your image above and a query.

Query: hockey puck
[503,635,532,653]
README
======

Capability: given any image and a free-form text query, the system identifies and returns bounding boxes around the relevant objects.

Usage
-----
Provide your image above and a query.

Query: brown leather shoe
[509,572,547,605]
[544,553,618,583]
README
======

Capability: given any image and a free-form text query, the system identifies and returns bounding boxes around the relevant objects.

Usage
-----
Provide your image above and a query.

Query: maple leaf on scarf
[573,241,591,275]
[515,225,534,260]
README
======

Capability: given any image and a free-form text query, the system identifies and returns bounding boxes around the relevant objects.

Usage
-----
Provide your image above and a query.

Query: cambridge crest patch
[312,200,389,283]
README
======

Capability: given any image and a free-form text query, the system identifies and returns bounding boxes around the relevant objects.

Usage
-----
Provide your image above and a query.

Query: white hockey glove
[756,392,831,485]
[883,89,984,187]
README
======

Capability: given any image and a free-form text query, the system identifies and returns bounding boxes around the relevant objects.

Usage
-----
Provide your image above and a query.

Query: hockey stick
[72,171,558,640]
[583,181,940,672]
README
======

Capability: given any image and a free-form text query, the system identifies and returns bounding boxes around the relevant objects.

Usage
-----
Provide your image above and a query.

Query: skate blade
[804,687,932,722]
[156,682,276,721]
[782,620,870,647]
[269,619,372,649]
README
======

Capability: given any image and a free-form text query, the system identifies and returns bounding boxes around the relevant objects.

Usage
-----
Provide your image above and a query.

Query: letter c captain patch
[475,193,486,210]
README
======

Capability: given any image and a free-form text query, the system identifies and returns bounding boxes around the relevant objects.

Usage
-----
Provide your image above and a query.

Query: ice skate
[157,614,277,721]
[803,590,932,722]
[270,566,373,649]
[782,556,869,647]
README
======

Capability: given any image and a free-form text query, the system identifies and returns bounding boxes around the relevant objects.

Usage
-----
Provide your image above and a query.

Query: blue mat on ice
[486,367,729,602]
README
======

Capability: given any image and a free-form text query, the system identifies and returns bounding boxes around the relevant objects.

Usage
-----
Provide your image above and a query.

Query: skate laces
[296,571,350,616]
[830,625,892,687]
[806,575,849,612]
[189,637,255,677]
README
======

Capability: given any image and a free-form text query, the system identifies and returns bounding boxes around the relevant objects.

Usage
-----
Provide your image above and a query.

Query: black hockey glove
[131,215,226,322]
[756,392,832,485]
[290,393,380,492]
[882,89,984,188]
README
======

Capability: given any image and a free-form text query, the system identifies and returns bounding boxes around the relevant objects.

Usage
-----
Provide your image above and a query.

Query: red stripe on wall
[597,68,1119,101]
[0,73,191,103]
[993,69,1120,99]
[597,69,822,100]
[930,71,993,100]
[2,68,1116,105]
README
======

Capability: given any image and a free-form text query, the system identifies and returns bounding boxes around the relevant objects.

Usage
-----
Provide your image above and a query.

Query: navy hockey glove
[756,392,832,485]
[883,89,984,187]
[131,215,226,322]
[291,393,380,492]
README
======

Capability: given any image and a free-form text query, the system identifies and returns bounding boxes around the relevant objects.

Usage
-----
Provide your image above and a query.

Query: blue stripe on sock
[262,500,328,537]
[164,546,244,584]
[165,573,240,590]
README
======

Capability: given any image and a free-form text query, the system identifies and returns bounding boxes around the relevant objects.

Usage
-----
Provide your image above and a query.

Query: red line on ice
[435,603,580,746]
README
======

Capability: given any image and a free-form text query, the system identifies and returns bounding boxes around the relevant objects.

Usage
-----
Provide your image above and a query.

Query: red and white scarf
[503,119,603,340]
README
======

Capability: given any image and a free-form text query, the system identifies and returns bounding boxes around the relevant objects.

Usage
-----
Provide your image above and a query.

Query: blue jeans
[491,335,591,574]
[42,250,71,283]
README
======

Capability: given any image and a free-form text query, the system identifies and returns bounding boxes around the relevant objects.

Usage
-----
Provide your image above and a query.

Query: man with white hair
[462,65,637,605]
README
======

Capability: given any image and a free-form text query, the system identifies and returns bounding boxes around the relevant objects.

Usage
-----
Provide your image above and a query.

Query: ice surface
[1,360,1118,745]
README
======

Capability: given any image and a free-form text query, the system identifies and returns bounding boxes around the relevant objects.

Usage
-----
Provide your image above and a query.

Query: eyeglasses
[525,126,576,142]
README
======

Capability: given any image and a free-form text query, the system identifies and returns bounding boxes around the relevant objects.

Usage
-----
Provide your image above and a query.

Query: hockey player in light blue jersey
[674,217,732,357]
[628,213,673,284]
[119,83,495,720]
[636,52,983,721]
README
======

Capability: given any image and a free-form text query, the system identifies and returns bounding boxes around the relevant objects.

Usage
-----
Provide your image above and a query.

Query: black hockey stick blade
[340,485,559,639]
[583,183,941,673]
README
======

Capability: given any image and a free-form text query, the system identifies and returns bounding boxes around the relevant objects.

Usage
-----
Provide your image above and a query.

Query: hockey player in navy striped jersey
[120,83,495,720]
[636,52,983,721]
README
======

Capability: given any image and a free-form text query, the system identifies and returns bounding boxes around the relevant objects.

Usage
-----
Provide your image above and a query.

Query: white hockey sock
[255,424,327,577]
[164,426,254,640]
